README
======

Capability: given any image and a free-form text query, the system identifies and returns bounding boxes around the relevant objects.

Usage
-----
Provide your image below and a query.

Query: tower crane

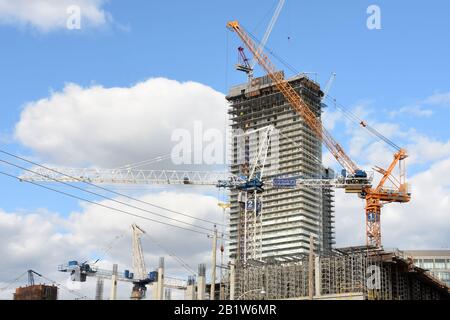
[18,124,372,264]
[323,73,336,98]
[226,20,411,247]
[27,270,42,286]
[321,72,336,109]
[58,224,187,300]
[131,223,148,299]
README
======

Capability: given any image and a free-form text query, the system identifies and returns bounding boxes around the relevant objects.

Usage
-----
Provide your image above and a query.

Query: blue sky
[2,0,449,213]
[0,0,449,297]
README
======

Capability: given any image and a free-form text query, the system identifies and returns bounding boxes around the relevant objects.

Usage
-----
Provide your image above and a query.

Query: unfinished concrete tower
[226,73,335,262]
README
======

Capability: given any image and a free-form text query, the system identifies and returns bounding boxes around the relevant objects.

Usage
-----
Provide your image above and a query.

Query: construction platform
[229,246,450,300]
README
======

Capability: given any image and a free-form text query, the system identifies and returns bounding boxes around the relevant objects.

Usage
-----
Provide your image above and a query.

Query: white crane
[20,125,372,267]
[132,224,147,281]
[323,72,336,100]
[251,0,285,71]
[131,223,149,300]
[320,72,337,111]
[58,224,186,300]
[236,0,285,79]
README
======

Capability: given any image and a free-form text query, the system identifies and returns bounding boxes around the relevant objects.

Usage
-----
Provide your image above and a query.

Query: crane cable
[0,170,214,237]
[0,271,28,292]
[0,149,225,228]
[37,273,89,300]
[0,270,88,299]
[241,24,402,153]
[0,158,221,234]
[142,233,197,276]
[321,94,401,151]
[90,232,126,265]
[114,150,193,170]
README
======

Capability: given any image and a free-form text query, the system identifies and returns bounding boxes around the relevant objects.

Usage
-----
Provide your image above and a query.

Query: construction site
[1,1,449,302]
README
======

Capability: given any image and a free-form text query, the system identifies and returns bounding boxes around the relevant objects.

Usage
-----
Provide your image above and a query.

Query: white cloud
[0,191,220,300]
[382,156,450,249]
[390,92,450,118]
[424,92,450,107]
[0,0,109,32]
[407,133,450,165]
[389,105,434,118]
[8,80,450,302]
[322,109,341,131]
[326,97,450,250]
[7,77,228,299]
[333,190,366,247]
[321,151,336,170]
[15,78,228,168]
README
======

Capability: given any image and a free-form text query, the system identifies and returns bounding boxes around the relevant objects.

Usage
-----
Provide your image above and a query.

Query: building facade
[226,73,335,261]
[14,285,58,300]
[404,250,450,287]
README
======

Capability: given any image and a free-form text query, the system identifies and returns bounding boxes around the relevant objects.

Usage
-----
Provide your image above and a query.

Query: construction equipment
[27,270,41,286]
[59,262,186,293]
[323,73,336,100]
[20,164,371,189]
[321,72,336,109]
[226,20,411,247]
[19,123,372,264]
[58,224,187,300]
[131,223,150,299]
[236,0,285,79]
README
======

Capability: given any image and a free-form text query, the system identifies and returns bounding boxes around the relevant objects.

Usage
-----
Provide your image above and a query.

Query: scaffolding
[227,73,335,262]
[231,247,450,300]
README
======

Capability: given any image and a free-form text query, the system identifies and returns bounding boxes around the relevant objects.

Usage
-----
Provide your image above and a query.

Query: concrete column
[165,288,172,300]
[156,257,165,300]
[229,260,236,300]
[210,227,217,300]
[151,283,158,300]
[109,264,118,300]
[95,278,104,300]
[315,256,321,297]
[197,264,206,300]
[184,276,196,300]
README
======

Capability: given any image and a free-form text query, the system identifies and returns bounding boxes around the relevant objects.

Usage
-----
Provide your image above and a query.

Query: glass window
[434,259,446,269]
[438,272,450,281]
[422,259,434,269]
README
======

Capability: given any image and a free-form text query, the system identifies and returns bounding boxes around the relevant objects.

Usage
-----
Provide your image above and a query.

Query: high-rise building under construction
[226,72,335,261]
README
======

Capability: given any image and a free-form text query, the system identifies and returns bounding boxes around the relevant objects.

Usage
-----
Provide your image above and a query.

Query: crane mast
[363,149,410,247]
[131,223,149,299]
[132,224,147,280]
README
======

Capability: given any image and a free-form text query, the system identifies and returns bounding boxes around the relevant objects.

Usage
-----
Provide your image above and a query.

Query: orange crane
[227,20,411,248]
